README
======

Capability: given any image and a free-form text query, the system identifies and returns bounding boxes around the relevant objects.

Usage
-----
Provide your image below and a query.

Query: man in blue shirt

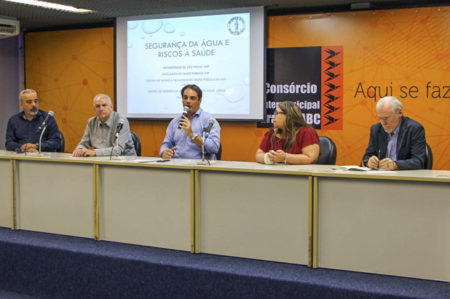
[160,84,221,160]
[5,89,62,153]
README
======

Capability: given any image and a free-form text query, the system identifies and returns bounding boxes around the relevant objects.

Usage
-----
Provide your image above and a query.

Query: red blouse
[259,127,319,154]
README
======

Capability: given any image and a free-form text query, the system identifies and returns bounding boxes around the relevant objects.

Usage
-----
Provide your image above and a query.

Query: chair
[424,143,433,169]
[317,136,337,165]
[216,143,222,160]
[57,131,65,152]
[130,131,141,156]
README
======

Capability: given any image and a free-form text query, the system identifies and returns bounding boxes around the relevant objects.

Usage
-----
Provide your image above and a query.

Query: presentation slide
[117,7,265,120]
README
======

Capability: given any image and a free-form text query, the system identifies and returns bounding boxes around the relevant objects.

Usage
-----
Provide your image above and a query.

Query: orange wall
[266,6,450,169]
[25,6,450,169]
[25,27,115,153]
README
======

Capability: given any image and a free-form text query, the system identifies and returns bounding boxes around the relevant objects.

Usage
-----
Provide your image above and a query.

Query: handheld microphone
[38,110,54,130]
[203,119,215,134]
[178,106,189,129]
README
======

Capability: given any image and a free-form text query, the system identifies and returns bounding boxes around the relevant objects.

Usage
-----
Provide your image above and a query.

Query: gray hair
[19,89,37,103]
[376,96,403,113]
[92,93,112,106]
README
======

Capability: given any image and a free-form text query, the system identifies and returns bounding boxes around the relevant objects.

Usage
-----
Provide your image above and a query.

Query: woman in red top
[256,101,319,165]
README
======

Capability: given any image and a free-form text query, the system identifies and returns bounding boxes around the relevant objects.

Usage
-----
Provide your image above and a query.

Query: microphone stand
[201,131,206,161]
[200,131,211,165]
[38,125,48,154]
[109,133,119,160]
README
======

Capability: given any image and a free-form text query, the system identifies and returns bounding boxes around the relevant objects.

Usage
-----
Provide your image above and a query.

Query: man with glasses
[5,89,62,153]
[362,96,426,170]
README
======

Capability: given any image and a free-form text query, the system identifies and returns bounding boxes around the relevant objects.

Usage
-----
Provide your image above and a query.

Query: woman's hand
[268,150,286,163]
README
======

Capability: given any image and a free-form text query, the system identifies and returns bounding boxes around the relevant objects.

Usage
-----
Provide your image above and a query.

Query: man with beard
[5,89,62,153]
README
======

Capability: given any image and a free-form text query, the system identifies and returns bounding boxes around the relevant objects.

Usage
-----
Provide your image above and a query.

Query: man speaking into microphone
[73,94,136,157]
[5,89,62,153]
[160,84,221,160]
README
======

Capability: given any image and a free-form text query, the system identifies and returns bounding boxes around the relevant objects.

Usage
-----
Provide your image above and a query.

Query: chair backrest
[130,131,141,156]
[425,143,433,169]
[216,143,222,160]
[58,131,65,152]
[317,136,337,165]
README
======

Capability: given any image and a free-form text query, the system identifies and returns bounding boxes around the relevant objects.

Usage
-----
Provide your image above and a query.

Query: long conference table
[0,150,449,282]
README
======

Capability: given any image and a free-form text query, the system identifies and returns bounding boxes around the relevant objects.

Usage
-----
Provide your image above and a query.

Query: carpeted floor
[0,228,448,298]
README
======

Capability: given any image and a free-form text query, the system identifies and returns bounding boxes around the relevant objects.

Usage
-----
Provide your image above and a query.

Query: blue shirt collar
[383,118,402,136]
[191,108,202,118]
[391,119,402,136]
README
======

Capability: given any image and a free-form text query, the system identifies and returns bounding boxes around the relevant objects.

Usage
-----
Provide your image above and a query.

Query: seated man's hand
[26,148,38,153]
[83,149,96,157]
[367,155,379,169]
[379,158,397,170]
[161,147,176,159]
[179,115,192,133]
[21,143,38,153]
[72,148,85,157]
[72,148,96,157]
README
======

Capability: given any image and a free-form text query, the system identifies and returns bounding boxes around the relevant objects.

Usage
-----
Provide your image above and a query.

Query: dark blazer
[362,116,426,170]
[5,110,62,152]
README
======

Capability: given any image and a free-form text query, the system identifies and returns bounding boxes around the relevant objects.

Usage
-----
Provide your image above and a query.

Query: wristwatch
[191,133,198,140]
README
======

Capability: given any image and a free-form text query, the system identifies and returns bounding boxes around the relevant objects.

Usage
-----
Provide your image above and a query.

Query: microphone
[203,119,215,134]
[38,110,54,130]
[111,119,125,159]
[116,119,124,135]
[178,106,189,129]
[37,110,54,153]
[200,119,215,163]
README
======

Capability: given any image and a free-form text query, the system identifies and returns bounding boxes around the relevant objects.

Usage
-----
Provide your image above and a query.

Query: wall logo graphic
[321,46,343,129]
[261,46,343,130]
[227,16,246,35]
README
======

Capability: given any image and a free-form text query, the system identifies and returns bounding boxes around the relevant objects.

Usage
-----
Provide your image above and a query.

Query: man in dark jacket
[362,96,426,170]
[5,89,62,153]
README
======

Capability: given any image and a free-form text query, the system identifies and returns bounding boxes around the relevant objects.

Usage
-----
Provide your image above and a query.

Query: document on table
[332,166,395,174]
[332,165,370,171]
[128,158,161,163]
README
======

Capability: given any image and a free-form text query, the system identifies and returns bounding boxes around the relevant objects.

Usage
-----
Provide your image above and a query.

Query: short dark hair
[181,84,202,99]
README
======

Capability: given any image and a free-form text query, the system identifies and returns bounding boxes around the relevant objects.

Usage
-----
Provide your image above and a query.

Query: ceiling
[0,0,448,30]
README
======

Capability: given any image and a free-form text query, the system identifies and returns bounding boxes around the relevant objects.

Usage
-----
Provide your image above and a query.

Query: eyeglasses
[274,110,285,115]
[376,114,393,122]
